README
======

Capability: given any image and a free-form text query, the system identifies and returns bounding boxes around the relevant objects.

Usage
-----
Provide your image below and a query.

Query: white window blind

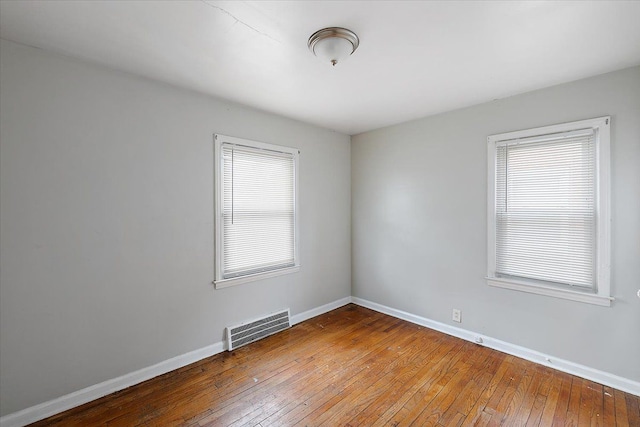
[495,130,596,289]
[214,134,299,287]
[487,116,611,306]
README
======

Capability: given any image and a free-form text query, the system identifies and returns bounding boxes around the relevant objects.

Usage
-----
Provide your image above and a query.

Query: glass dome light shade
[308,27,359,66]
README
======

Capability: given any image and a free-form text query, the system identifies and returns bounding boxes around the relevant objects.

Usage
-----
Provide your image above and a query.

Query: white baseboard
[351,297,640,397]
[0,296,353,427]
[290,296,352,325]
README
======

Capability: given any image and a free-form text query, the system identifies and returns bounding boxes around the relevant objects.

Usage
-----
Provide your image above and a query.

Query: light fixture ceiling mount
[308,27,359,67]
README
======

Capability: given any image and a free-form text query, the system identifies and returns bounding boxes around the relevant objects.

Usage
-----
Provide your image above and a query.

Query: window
[214,134,299,288]
[486,117,611,306]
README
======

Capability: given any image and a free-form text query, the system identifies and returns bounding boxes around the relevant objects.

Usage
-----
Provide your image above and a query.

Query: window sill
[214,266,300,289]
[486,277,613,307]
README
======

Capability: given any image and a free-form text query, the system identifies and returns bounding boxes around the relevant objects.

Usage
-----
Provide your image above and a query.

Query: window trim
[486,117,612,306]
[213,134,300,289]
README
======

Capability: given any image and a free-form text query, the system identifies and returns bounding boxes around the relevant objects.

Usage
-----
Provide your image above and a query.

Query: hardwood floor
[31,304,640,426]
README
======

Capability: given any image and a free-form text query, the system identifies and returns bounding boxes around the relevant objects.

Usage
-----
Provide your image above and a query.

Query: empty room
[1,1,639,426]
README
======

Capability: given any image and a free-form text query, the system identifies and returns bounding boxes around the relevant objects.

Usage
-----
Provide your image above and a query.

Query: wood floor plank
[550,373,572,426]
[614,388,630,426]
[538,371,564,426]
[578,378,596,425]
[507,366,545,427]
[565,376,583,426]
[578,379,602,426]
[28,304,640,427]
[603,386,616,427]
[625,392,640,426]
[590,381,605,426]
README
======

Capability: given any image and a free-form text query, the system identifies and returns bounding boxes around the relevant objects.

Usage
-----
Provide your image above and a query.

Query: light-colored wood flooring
[31,304,640,426]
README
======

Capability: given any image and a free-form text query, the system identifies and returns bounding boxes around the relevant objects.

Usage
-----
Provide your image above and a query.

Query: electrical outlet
[452,309,461,323]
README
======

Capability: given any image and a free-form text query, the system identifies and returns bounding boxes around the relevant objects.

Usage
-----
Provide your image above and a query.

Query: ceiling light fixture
[308,27,359,67]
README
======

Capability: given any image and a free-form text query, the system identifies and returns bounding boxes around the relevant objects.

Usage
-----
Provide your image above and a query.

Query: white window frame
[214,134,300,289]
[486,117,612,306]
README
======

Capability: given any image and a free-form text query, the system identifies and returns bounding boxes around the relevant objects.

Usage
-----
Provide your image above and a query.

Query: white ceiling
[1,1,639,135]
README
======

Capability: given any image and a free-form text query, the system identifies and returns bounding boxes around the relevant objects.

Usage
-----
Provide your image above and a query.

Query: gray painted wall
[352,66,640,382]
[0,40,351,415]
